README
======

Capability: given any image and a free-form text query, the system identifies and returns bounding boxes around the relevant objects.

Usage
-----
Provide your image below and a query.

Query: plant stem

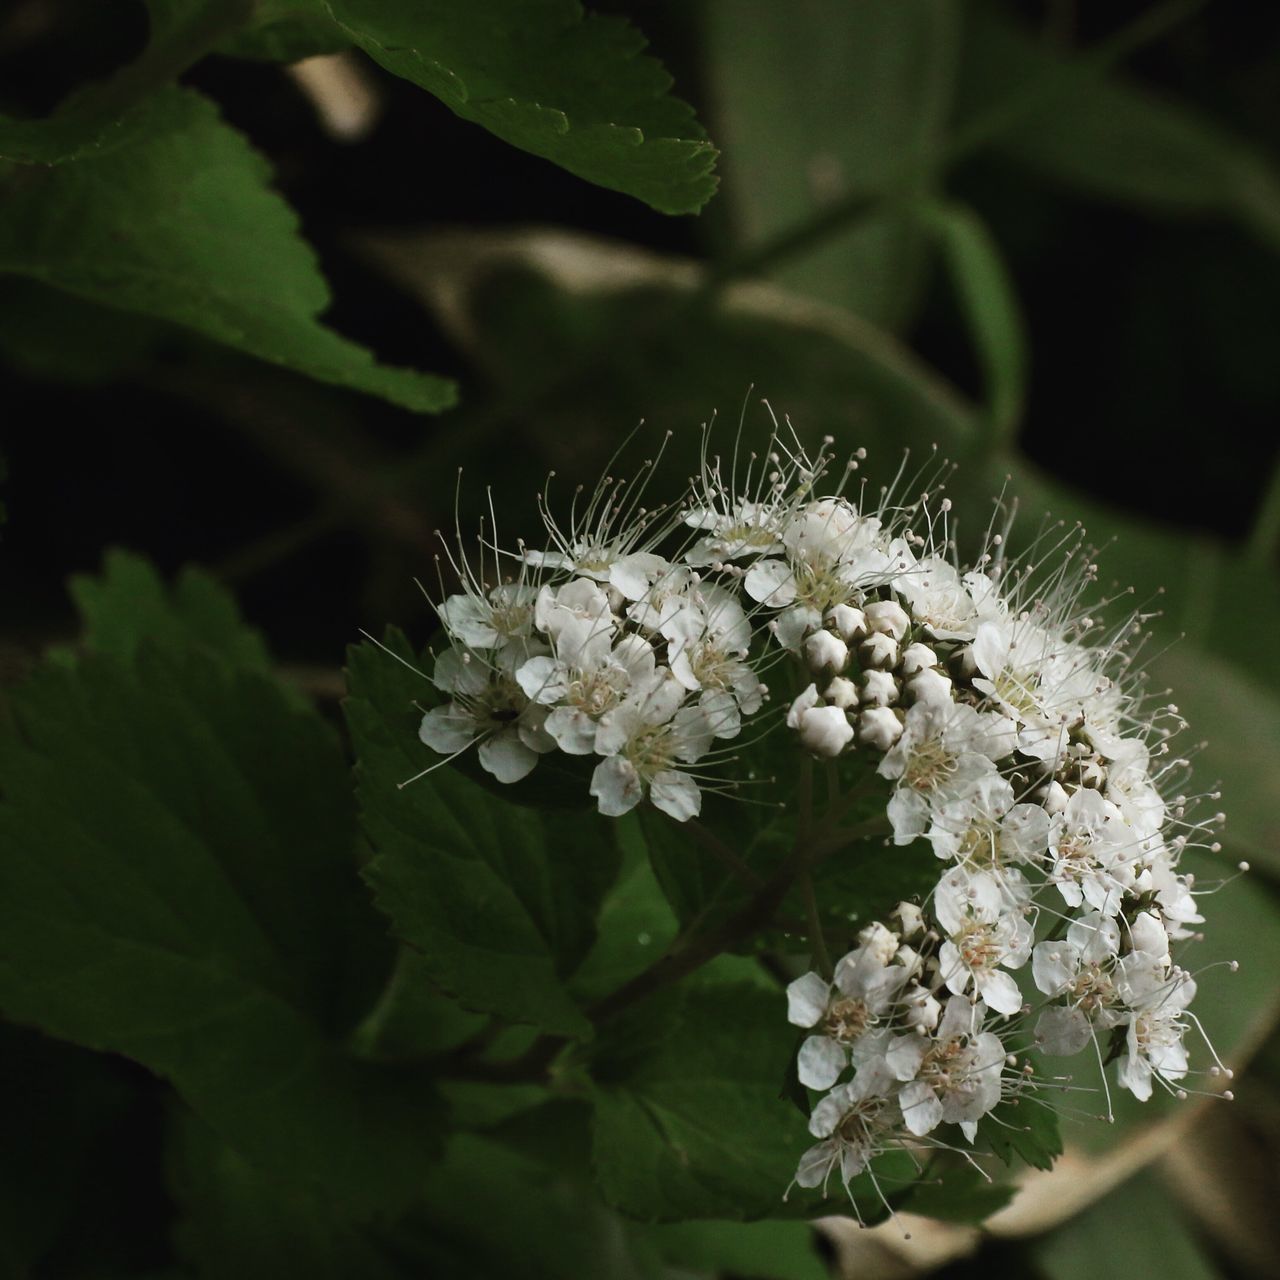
[798,867,832,977]
[683,816,764,887]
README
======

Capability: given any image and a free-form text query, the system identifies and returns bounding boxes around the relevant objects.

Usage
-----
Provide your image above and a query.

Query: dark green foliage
[590,981,810,1221]
[345,631,621,1037]
[70,548,272,672]
[0,88,455,412]
[0,578,440,1214]
[319,0,718,215]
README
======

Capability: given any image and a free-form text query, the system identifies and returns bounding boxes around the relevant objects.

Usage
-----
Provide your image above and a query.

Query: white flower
[589,675,715,820]
[1114,966,1197,1100]
[526,542,672,602]
[1031,913,1125,1055]
[878,701,1016,844]
[683,499,787,566]
[926,773,1049,890]
[418,645,555,783]
[786,925,916,1089]
[662,585,763,738]
[893,558,995,641]
[886,997,1005,1140]
[793,1058,899,1192]
[1046,787,1135,915]
[438,581,538,649]
[743,503,904,652]
[971,619,1062,756]
[934,868,1033,1015]
[517,632,657,755]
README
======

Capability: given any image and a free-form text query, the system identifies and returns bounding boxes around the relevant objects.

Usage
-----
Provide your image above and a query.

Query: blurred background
[2,1,1279,1277]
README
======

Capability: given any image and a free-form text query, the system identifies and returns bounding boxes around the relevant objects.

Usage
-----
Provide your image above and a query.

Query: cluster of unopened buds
[410,426,1238,1206]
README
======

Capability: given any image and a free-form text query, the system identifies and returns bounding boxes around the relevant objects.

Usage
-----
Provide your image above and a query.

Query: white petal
[809,1085,854,1139]
[439,595,499,648]
[649,770,701,822]
[515,655,566,704]
[886,788,929,846]
[774,605,823,652]
[1032,941,1078,996]
[477,730,538,783]
[975,969,1023,1016]
[793,1140,837,1189]
[699,688,741,740]
[589,756,644,817]
[786,971,831,1028]
[797,1036,847,1091]
[418,704,477,754]
[1035,1006,1092,1056]
[744,558,797,606]
[544,706,598,755]
[885,1035,928,1082]
[432,647,487,697]
[899,1080,944,1136]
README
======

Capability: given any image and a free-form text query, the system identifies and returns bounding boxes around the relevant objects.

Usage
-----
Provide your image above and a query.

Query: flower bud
[893,900,925,939]
[949,644,979,679]
[905,668,952,706]
[902,984,941,1031]
[824,676,859,711]
[865,600,909,640]
[1038,779,1070,815]
[785,683,821,730]
[796,705,854,758]
[825,603,867,644]
[804,629,849,676]
[858,921,900,965]
[1079,759,1106,789]
[860,669,899,707]
[857,705,903,750]
[859,631,898,670]
[899,642,937,676]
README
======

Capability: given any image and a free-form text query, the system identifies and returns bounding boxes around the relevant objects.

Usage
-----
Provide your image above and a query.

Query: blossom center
[823,997,873,1044]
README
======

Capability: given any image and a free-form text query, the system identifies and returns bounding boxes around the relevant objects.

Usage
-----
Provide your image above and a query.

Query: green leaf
[410,1128,669,1279]
[0,87,455,413]
[636,1219,830,1280]
[590,981,809,1221]
[1032,1168,1217,1280]
[704,0,961,326]
[957,9,1280,253]
[0,1,254,165]
[345,632,620,1039]
[918,199,1027,443]
[979,1067,1063,1171]
[316,0,717,215]
[0,1026,143,1275]
[217,6,349,62]
[349,948,490,1062]
[0,280,162,384]
[569,816,679,1005]
[69,548,271,674]
[903,1160,1016,1223]
[167,1108,407,1280]
[0,645,441,1214]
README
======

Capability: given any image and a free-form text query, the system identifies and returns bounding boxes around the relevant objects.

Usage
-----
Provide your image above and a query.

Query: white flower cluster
[413,430,1232,1202]
[417,452,767,822]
